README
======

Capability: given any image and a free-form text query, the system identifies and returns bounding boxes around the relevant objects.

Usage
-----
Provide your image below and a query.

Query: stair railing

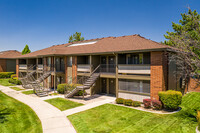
[65,65,101,97]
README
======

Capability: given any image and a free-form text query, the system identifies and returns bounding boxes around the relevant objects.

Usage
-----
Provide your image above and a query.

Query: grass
[22,90,34,95]
[68,92,200,133]
[0,91,42,133]
[45,98,83,111]
[10,87,24,91]
[0,79,15,86]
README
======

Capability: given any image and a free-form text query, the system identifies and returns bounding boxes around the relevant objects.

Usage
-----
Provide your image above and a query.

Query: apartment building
[0,50,21,73]
[16,35,180,101]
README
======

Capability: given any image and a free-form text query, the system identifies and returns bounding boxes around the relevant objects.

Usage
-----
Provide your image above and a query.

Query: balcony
[37,65,43,71]
[118,64,150,74]
[77,64,91,72]
[19,64,27,70]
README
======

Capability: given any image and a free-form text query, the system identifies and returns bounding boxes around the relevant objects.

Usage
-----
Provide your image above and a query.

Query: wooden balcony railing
[118,64,150,74]
[19,64,27,70]
[77,64,91,72]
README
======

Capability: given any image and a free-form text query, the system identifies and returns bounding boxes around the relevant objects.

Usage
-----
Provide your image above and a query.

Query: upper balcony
[77,64,91,72]
[118,64,150,74]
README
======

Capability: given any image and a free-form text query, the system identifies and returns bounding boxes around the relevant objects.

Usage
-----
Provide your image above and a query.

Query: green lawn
[68,92,200,133]
[22,90,34,95]
[45,98,83,111]
[10,87,24,91]
[0,79,15,86]
[0,91,42,133]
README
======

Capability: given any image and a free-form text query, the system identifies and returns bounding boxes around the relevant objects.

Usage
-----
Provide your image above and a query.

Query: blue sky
[0,0,199,52]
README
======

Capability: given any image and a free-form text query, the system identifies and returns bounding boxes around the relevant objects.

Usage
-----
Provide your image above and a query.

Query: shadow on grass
[0,105,12,123]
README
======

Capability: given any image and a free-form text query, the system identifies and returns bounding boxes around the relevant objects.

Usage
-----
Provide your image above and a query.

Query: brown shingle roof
[0,50,21,59]
[17,35,170,58]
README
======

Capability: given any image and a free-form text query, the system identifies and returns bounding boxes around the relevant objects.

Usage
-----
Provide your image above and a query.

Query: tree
[68,32,84,43]
[22,45,31,55]
[164,9,200,90]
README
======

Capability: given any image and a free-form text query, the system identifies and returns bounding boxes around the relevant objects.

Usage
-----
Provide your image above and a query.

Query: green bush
[57,84,67,94]
[123,99,133,106]
[159,90,182,110]
[11,74,17,79]
[75,90,86,96]
[8,78,22,85]
[197,110,200,131]
[57,83,82,94]
[116,98,124,104]
[132,101,141,107]
[0,72,14,78]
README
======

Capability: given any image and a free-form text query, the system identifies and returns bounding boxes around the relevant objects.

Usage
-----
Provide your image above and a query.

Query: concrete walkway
[0,85,76,133]
[63,98,115,116]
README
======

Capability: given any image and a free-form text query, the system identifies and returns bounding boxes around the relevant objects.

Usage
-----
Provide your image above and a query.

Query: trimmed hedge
[123,99,133,106]
[11,74,17,79]
[159,90,182,110]
[0,72,14,78]
[57,83,82,94]
[132,101,141,107]
[116,98,124,104]
[143,99,151,108]
[8,78,22,85]
[152,100,162,110]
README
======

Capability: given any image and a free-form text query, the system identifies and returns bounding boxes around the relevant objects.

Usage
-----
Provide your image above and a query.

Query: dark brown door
[101,78,107,93]
[109,79,116,95]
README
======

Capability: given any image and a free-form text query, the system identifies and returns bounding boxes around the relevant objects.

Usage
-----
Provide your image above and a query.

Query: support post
[89,55,92,96]
[54,56,56,93]
[36,58,38,79]
[115,54,119,98]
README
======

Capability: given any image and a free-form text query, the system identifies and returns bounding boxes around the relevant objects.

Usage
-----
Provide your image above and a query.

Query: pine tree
[22,45,31,55]
[68,32,84,43]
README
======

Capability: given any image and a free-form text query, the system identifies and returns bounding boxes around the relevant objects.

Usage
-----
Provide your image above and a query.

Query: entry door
[101,56,107,72]
[101,78,107,93]
[109,79,116,95]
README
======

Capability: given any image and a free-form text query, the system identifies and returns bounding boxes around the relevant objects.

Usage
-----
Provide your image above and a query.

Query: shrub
[123,99,133,106]
[11,74,17,79]
[159,90,182,110]
[132,101,141,107]
[8,78,22,85]
[152,100,162,110]
[75,90,86,96]
[0,72,14,78]
[57,84,67,94]
[143,99,151,108]
[116,98,124,104]
[197,110,200,131]
[57,83,82,94]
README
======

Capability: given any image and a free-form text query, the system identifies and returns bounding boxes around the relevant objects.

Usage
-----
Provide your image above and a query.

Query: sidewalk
[0,85,76,133]
[63,98,115,116]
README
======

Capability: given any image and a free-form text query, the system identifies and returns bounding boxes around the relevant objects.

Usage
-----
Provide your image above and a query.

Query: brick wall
[72,56,77,83]
[0,59,6,72]
[150,51,168,100]
[187,78,200,92]
[16,59,19,77]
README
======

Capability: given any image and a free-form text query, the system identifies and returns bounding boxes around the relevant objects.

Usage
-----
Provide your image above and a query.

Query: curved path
[0,85,76,133]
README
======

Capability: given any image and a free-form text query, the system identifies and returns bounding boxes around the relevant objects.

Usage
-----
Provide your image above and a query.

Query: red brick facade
[150,51,168,100]
[16,59,19,77]
[187,78,200,92]
[72,56,77,83]
[0,59,6,72]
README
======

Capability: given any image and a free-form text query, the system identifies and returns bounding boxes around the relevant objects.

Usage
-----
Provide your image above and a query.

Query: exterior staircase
[30,71,52,96]
[65,65,100,98]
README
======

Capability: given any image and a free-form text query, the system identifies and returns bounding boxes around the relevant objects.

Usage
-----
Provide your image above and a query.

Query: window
[126,54,131,64]
[119,79,150,94]
[67,56,72,67]
[139,54,143,64]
